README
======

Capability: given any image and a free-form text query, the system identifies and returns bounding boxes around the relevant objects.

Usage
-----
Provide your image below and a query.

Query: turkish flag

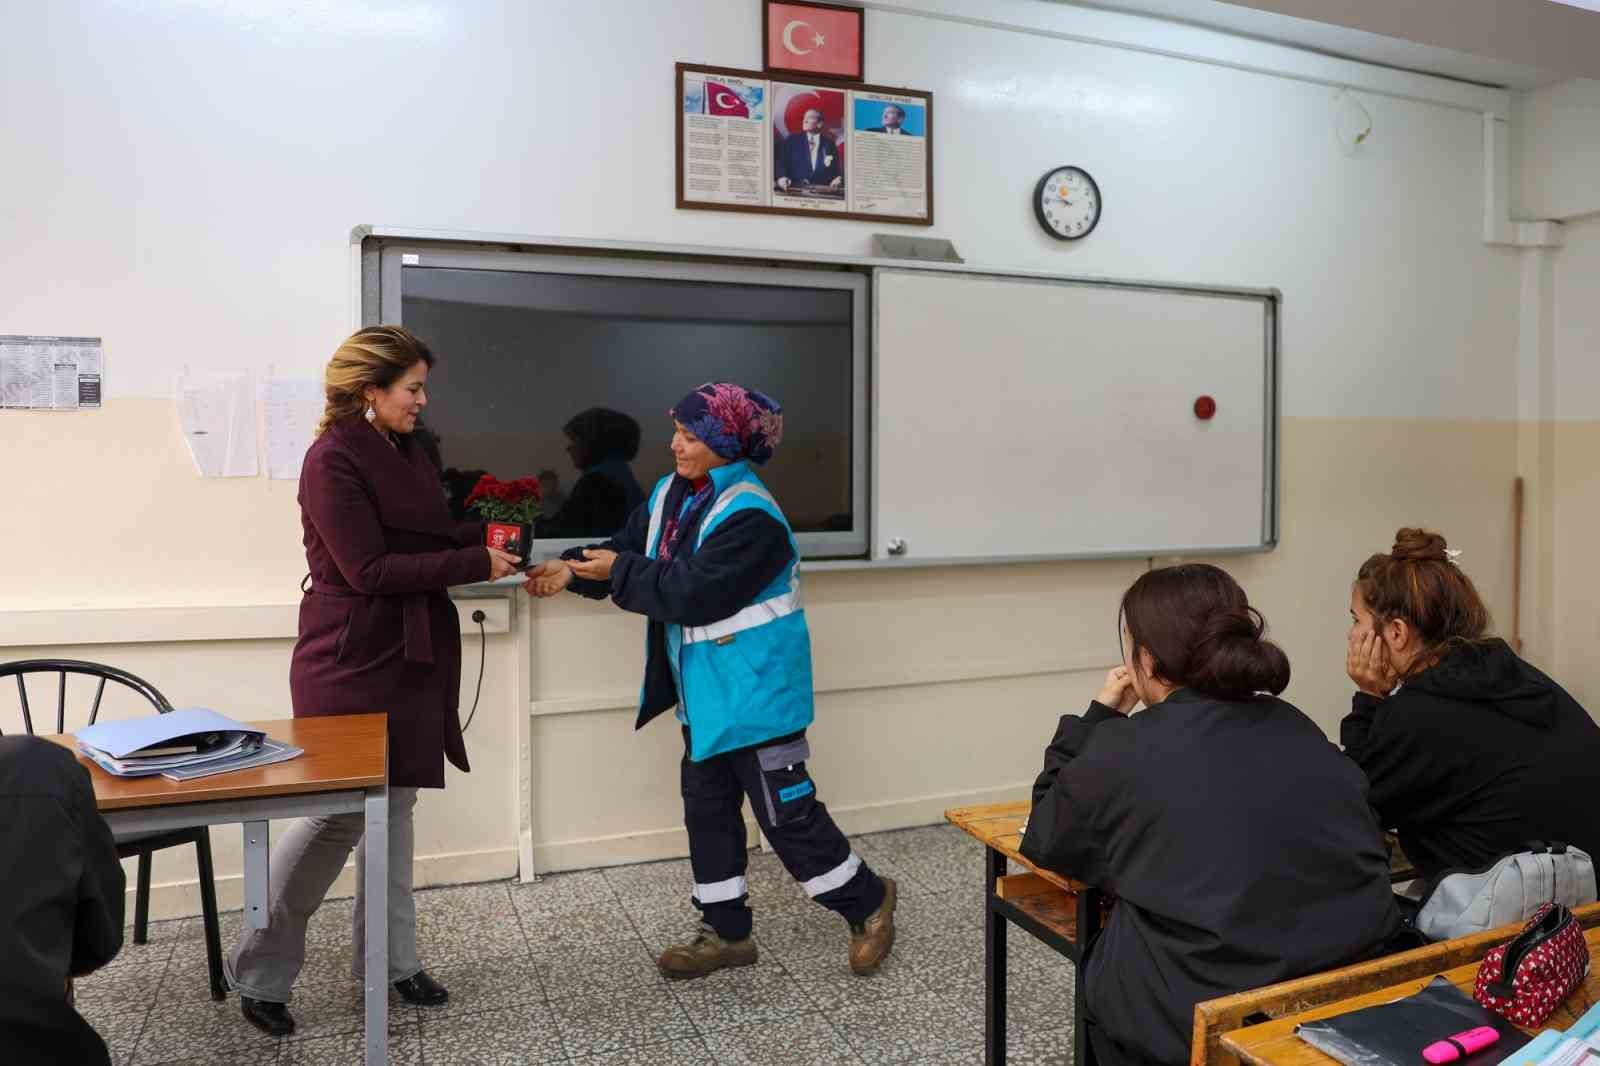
[706,81,750,117]
[767,2,862,79]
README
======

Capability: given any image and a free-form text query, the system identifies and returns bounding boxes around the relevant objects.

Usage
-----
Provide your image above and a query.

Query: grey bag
[1413,842,1596,942]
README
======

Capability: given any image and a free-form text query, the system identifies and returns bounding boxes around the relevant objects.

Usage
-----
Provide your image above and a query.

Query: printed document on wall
[0,335,104,409]
[262,377,322,480]
[177,371,258,478]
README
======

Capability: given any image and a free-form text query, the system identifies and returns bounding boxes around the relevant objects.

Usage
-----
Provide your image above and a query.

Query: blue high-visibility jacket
[565,461,814,761]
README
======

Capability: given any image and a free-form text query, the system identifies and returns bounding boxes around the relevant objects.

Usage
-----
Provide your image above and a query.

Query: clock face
[1034,166,1101,241]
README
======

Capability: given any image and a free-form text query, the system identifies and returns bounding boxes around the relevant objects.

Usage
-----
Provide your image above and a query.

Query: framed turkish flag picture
[764,0,864,82]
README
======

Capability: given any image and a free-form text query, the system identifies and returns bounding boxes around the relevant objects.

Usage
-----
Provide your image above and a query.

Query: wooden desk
[45,715,391,1066]
[947,800,1105,1066]
[1223,927,1600,1066]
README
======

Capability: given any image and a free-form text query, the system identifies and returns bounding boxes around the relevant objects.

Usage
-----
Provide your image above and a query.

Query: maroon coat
[290,418,490,788]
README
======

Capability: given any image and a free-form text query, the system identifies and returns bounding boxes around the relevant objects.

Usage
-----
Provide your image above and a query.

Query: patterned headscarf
[669,382,784,466]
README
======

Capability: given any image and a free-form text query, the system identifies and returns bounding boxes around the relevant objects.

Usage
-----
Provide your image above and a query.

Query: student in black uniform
[1343,527,1600,880]
[1022,564,1400,1066]
[0,736,126,1066]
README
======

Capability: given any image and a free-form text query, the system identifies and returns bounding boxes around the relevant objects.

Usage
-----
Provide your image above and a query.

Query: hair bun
[1391,527,1450,564]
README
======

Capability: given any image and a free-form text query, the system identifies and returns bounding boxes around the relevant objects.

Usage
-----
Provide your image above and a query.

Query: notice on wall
[177,371,258,478]
[677,63,933,225]
[0,335,103,409]
[262,376,322,480]
[680,70,770,207]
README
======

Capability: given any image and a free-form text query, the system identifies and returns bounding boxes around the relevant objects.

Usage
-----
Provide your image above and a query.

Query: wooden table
[1222,927,1600,1066]
[947,800,1105,1066]
[45,715,390,1066]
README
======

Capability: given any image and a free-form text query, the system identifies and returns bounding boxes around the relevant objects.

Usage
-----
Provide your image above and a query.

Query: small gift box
[466,475,542,558]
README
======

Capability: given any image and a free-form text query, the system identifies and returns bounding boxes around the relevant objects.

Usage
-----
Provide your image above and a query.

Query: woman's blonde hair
[315,325,435,437]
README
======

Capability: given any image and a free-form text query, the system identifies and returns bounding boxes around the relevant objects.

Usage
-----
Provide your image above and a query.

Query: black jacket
[0,736,125,1066]
[565,474,793,731]
[1340,639,1600,881]
[1021,691,1401,1066]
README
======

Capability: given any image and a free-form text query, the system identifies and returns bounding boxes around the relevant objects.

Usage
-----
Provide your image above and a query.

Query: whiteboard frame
[354,226,1280,569]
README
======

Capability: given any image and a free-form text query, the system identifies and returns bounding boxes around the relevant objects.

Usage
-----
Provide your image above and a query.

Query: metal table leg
[241,820,269,930]
[363,784,389,1066]
[985,846,1007,1066]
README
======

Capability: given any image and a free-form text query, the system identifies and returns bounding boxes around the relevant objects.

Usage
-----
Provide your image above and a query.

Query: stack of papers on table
[76,707,303,781]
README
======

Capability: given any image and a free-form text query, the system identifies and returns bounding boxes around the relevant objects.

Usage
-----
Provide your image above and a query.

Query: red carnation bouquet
[466,474,542,558]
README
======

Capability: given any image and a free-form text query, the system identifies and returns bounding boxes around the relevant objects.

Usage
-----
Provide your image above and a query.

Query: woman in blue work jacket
[524,382,897,979]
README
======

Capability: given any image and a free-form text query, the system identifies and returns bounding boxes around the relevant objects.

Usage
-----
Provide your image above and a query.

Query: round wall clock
[1034,166,1102,241]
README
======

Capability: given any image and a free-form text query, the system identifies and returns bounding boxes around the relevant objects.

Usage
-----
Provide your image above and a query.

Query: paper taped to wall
[177,371,258,478]
[0,335,103,409]
[262,376,322,480]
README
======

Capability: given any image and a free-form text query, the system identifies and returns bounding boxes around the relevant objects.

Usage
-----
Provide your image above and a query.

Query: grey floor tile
[415,880,514,917]
[136,1047,281,1066]
[415,905,526,967]
[75,950,170,1014]
[518,901,641,951]
[1003,1023,1077,1066]
[421,1003,565,1064]
[665,959,816,1034]
[702,1013,863,1065]
[570,1035,712,1065]
[601,857,693,902]
[783,950,925,1010]
[624,901,706,955]
[512,868,623,916]
[280,1026,422,1066]
[550,984,697,1058]
[132,998,280,1064]
[535,937,666,1000]
[160,936,230,1002]
[412,954,543,1021]
[831,989,985,1066]
[751,907,850,961]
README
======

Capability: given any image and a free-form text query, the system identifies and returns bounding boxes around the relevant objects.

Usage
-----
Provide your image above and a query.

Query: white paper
[177,371,257,478]
[262,377,322,480]
[1,335,103,409]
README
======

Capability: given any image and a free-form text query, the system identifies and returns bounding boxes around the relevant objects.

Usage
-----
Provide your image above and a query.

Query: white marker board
[872,268,1277,562]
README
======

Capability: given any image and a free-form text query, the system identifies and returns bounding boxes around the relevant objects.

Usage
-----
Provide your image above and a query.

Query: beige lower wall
[1552,422,1600,709]
[0,408,1542,919]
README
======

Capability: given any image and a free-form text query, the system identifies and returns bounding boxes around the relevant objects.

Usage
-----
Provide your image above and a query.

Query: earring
[365,404,377,423]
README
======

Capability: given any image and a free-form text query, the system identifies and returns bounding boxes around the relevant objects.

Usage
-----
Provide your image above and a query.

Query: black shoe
[240,995,295,1036]
[392,970,449,1006]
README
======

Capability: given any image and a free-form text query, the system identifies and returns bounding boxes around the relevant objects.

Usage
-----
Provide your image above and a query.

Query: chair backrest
[0,659,173,736]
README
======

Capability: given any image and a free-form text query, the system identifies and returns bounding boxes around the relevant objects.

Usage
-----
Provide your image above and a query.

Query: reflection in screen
[401,267,854,542]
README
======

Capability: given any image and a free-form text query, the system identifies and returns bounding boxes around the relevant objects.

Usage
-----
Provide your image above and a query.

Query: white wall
[1513,77,1600,221]
[0,0,1535,909]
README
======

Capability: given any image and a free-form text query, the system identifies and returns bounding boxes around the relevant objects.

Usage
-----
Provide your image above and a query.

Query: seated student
[1022,564,1400,1066]
[1343,528,1600,880]
[0,736,126,1066]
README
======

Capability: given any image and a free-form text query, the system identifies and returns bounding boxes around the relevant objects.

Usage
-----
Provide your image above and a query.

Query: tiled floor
[78,824,1076,1065]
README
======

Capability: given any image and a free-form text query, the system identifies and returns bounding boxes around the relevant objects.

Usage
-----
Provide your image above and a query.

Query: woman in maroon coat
[226,326,520,1036]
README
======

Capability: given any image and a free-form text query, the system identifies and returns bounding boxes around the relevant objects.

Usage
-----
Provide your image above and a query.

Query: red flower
[465,473,542,524]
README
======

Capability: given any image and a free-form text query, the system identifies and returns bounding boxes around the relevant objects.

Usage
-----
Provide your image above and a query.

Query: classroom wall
[1512,78,1600,221]
[0,0,1531,915]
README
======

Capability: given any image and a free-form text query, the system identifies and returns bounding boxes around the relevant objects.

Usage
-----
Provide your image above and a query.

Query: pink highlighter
[1422,1026,1500,1064]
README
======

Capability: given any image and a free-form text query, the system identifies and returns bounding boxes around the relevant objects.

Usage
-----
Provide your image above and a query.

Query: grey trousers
[225,786,421,1003]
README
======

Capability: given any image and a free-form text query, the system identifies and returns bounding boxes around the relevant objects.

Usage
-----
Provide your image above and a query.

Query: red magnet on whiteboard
[1194,396,1217,420]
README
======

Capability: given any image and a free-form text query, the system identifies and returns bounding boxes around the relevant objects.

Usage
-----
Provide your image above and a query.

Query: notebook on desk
[1295,977,1530,1066]
[76,707,276,778]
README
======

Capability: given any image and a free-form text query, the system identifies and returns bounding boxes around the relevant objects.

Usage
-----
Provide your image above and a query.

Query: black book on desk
[1296,977,1530,1066]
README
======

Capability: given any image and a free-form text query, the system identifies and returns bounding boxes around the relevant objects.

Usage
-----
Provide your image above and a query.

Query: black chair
[0,659,227,1000]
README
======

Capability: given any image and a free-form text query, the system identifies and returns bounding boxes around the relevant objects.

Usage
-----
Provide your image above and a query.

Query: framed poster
[764,0,864,82]
[676,62,933,226]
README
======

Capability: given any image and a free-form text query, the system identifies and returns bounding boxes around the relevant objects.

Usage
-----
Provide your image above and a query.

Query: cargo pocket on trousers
[755,738,814,829]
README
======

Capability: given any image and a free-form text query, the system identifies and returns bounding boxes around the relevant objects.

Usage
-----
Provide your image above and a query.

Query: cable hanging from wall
[1333,88,1374,155]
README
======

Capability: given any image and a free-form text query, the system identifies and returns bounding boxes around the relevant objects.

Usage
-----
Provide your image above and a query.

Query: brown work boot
[849,877,898,975]
[656,923,758,980]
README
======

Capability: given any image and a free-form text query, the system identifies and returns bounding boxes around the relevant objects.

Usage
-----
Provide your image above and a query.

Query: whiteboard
[872,268,1277,562]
